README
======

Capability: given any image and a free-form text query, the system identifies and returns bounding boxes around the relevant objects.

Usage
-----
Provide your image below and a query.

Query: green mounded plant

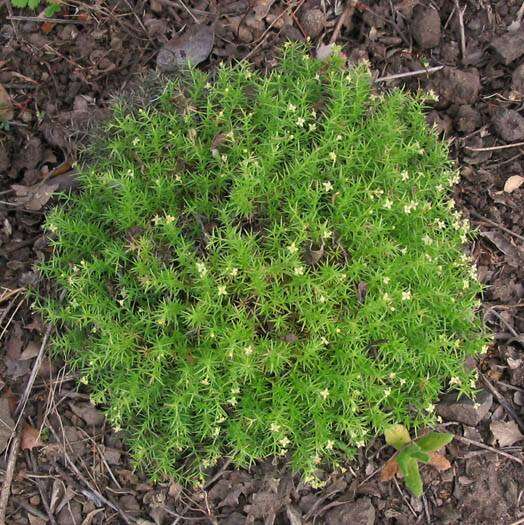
[11,0,61,17]
[37,43,488,484]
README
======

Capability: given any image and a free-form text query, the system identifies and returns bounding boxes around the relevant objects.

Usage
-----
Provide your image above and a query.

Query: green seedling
[36,43,487,483]
[381,424,453,497]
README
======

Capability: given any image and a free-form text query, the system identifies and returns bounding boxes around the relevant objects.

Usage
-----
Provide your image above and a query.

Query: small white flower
[335,327,341,334]
[323,181,333,192]
[383,292,391,302]
[221,154,228,162]
[196,262,207,277]
[425,403,435,413]
[231,387,240,394]
[384,388,391,397]
[288,103,297,112]
[315,73,320,80]
[449,376,462,386]
[280,436,290,447]
[228,398,237,406]
[319,295,326,303]
[229,267,239,277]
[288,242,298,254]
[322,229,332,239]
[244,345,253,355]
[400,247,408,255]
[326,440,334,450]
[132,137,140,146]
[320,337,329,345]
[294,266,305,276]
[296,117,305,127]
[314,455,322,465]
[463,279,470,290]
[402,290,412,301]
[389,372,396,380]
[383,199,393,209]
[201,378,209,385]
[435,218,446,229]
[329,151,337,162]
[218,285,227,296]
[336,134,343,141]
[270,423,281,433]
[422,234,433,245]
[309,123,317,132]
[401,171,409,181]
[320,388,330,400]
[383,277,390,284]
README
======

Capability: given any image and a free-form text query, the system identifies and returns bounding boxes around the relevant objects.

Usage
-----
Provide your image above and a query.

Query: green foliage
[10,0,60,14]
[416,431,453,452]
[37,43,487,483]
[382,424,453,497]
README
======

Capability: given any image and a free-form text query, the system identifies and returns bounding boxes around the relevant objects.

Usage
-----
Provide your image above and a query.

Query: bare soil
[1,1,523,524]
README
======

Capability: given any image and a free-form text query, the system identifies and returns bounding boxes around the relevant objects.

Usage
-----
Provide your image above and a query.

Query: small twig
[509,517,524,525]
[7,15,88,25]
[422,494,431,524]
[176,0,199,23]
[453,434,523,465]
[393,476,417,517]
[464,141,524,152]
[0,287,24,305]
[470,210,524,242]
[488,308,519,338]
[48,424,134,524]
[329,0,357,44]
[375,66,444,83]
[481,374,524,433]
[244,0,307,60]
[0,432,21,525]
[15,321,54,420]
[171,458,232,524]
[454,0,467,61]
[0,296,24,342]
[26,450,58,525]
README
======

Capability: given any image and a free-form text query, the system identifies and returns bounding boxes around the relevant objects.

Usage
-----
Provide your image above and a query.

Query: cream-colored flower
[323,181,333,192]
[402,290,412,301]
[320,388,330,400]
[270,422,281,433]
[401,171,409,181]
[294,266,305,276]
[229,267,239,277]
[422,234,433,245]
[329,151,337,162]
[296,117,305,127]
[383,199,393,209]
[288,242,298,254]
[336,134,343,141]
[196,262,207,277]
[280,436,290,447]
[218,285,227,296]
[244,345,253,355]
[309,123,317,132]
[383,276,390,284]
[326,440,334,450]
[288,103,297,112]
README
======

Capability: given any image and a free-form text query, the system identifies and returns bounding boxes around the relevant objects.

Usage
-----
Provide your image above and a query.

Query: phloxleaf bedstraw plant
[38,43,488,484]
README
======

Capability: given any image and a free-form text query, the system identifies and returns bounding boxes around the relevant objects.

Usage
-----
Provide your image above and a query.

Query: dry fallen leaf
[11,182,60,211]
[0,397,15,454]
[380,457,400,481]
[503,175,524,193]
[0,83,14,121]
[428,452,452,471]
[157,24,215,72]
[490,420,524,447]
[21,424,43,451]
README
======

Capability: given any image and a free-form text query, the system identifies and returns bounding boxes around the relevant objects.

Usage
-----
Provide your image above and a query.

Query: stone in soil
[436,68,481,105]
[436,389,493,426]
[455,105,481,134]
[491,31,524,65]
[300,8,325,38]
[492,109,524,142]
[512,63,524,96]
[325,497,375,525]
[411,5,441,49]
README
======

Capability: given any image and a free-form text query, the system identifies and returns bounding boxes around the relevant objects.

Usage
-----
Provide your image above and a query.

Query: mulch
[1,1,523,524]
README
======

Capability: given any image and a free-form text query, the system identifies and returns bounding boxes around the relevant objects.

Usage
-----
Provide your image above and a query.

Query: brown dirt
[1,1,523,524]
